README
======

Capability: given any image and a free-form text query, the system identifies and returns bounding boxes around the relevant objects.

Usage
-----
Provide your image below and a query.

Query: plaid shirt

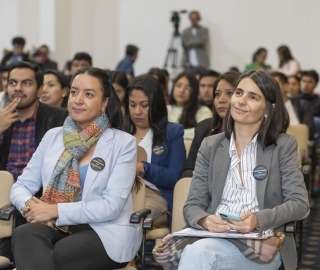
[6,105,38,181]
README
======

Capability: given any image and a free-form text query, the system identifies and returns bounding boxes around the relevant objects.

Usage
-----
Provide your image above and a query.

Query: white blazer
[10,127,142,262]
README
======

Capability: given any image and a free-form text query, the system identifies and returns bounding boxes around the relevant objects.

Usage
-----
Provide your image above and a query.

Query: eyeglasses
[174,83,192,92]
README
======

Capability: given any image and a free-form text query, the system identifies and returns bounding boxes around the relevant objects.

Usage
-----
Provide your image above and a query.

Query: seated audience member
[299,70,320,116]
[10,67,141,270]
[116,44,139,80]
[288,75,301,98]
[182,71,240,178]
[178,70,309,270]
[271,71,314,139]
[40,70,70,108]
[245,47,271,72]
[0,36,30,67]
[276,45,300,76]
[70,52,92,76]
[110,70,128,114]
[33,45,58,71]
[198,70,220,110]
[0,62,68,262]
[0,66,10,110]
[167,72,213,140]
[123,75,186,226]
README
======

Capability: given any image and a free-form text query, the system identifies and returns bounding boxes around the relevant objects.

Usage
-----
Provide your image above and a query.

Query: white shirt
[138,129,159,191]
[285,100,300,125]
[188,28,199,67]
[216,133,260,215]
[167,105,213,140]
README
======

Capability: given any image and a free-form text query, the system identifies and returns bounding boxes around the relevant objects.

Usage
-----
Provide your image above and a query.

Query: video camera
[171,10,187,35]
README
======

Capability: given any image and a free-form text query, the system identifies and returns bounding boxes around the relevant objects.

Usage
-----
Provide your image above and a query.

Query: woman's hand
[198,215,231,232]
[24,197,59,224]
[228,211,259,233]
[136,162,144,176]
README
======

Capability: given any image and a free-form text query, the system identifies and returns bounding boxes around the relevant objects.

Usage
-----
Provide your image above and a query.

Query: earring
[264,115,268,119]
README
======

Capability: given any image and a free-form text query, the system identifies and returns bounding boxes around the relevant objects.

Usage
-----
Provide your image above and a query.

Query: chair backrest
[286,124,309,162]
[131,176,146,212]
[171,177,192,233]
[184,140,192,158]
[0,171,14,239]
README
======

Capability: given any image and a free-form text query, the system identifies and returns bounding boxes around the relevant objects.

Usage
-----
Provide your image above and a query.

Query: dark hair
[270,71,288,84]
[277,45,294,67]
[208,71,240,136]
[288,75,301,83]
[147,68,167,91]
[0,66,10,74]
[229,66,240,72]
[169,72,199,128]
[300,70,319,83]
[8,61,43,89]
[12,37,25,46]
[44,70,70,108]
[161,69,169,77]
[71,67,123,129]
[199,69,220,81]
[123,75,168,147]
[224,70,289,149]
[72,52,92,66]
[110,71,129,89]
[126,45,139,56]
[252,47,267,62]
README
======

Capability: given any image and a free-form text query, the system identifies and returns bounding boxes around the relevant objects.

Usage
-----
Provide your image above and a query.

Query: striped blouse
[215,133,260,216]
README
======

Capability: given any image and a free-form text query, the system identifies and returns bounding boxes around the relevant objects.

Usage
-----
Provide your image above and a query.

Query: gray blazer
[181,26,209,68]
[184,132,309,270]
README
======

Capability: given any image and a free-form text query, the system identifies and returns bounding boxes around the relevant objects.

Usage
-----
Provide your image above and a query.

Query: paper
[172,227,273,240]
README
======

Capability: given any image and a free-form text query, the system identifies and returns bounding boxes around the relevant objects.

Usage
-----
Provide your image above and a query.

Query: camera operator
[181,11,209,71]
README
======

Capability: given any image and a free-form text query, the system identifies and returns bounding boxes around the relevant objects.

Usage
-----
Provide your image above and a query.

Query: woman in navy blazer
[123,75,186,222]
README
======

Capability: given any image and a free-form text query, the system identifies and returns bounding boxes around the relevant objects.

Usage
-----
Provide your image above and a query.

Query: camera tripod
[163,27,181,79]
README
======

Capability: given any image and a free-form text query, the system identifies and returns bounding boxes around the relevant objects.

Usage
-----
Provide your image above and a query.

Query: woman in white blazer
[10,67,141,270]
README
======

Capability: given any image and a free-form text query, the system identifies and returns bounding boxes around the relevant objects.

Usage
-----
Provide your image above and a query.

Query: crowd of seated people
[0,34,318,269]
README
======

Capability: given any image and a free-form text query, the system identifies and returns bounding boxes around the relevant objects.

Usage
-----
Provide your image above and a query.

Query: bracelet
[21,197,35,217]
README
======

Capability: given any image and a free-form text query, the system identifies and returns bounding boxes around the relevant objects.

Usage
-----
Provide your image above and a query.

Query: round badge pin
[153,145,164,155]
[252,165,268,180]
[90,157,105,171]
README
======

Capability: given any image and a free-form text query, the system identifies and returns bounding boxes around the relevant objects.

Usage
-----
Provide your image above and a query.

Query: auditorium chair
[141,177,299,269]
[0,171,16,270]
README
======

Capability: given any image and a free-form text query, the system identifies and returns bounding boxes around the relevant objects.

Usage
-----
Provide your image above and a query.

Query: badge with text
[253,165,268,180]
[153,145,164,155]
[90,157,105,171]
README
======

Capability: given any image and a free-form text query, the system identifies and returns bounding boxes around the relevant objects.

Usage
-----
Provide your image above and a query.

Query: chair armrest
[142,210,171,230]
[284,221,297,233]
[0,204,17,221]
[130,209,152,224]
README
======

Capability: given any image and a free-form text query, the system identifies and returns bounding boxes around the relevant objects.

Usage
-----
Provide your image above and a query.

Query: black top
[0,52,30,67]
[181,118,220,178]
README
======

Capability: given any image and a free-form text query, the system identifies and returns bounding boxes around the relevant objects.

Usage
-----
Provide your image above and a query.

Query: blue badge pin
[253,165,268,180]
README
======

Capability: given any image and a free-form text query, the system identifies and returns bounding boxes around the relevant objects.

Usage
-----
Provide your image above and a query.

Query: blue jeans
[178,238,282,270]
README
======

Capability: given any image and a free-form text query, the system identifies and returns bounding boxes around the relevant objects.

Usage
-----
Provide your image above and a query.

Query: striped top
[215,133,260,216]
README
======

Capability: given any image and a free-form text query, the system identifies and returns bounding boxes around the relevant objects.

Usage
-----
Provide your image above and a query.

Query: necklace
[135,129,150,140]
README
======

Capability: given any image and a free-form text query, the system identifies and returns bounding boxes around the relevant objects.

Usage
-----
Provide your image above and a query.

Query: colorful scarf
[41,113,109,206]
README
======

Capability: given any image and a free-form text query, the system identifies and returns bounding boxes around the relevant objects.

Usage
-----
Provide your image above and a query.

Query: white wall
[1,0,320,90]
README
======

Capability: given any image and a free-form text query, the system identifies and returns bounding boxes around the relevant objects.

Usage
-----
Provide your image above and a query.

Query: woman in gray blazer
[179,70,309,270]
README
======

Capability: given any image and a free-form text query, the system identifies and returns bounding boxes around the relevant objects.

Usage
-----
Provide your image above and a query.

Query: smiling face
[41,74,67,107]
[7,68,41,110]
[214,79,234,119]
[68,73,108,131]
[231,78,266,129]
[128,89,149,129]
